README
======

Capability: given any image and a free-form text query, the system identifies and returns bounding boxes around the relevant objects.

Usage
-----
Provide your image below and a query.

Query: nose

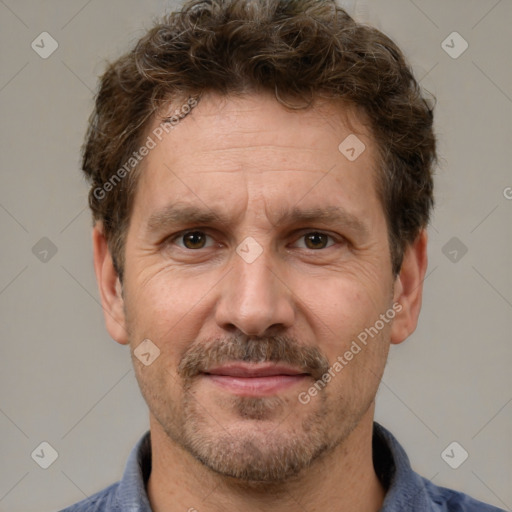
[214,245,296,336]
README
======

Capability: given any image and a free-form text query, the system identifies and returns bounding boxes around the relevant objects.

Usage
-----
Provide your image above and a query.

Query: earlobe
[92,224,129,345]
[390,230,428,345]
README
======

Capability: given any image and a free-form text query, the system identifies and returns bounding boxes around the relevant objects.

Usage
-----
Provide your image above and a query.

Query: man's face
[118,93,400,481]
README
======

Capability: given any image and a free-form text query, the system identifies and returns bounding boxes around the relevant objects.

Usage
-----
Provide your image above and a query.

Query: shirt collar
[115,432,153,512]
[113,422,433,511]
[373,423,435,511]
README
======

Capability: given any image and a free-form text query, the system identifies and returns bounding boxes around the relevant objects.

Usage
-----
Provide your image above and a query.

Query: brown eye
[181,231,207,249]
[304,232,330,249]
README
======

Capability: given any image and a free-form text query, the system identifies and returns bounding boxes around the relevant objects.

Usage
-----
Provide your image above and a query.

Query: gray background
[0,1,511,511]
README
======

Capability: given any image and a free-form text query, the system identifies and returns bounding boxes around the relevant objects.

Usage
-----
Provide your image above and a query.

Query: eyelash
[168,229,342,251]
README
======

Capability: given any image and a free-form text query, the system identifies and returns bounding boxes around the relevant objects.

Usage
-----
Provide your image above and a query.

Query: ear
[92,224,129,345]
[390,230,428,345]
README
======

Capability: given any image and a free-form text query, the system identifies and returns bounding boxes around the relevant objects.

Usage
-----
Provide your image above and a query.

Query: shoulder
[423,477,507,512]
[57,482,119,512]
[57,431,152,512]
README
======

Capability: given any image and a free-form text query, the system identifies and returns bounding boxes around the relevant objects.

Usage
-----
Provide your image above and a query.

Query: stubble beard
[157,381,373,485]
[134,336,376,485]
[173,388,333,482]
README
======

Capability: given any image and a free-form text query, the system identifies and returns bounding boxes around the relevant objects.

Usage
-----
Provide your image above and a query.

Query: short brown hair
[83,0,435,279]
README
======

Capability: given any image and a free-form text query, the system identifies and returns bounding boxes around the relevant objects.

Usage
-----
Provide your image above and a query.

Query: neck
[147,407,385,512]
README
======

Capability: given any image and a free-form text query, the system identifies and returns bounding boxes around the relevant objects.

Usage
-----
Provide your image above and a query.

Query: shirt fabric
[59,422,505,511]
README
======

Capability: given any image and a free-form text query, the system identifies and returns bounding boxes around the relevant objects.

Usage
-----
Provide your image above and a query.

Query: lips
[206,363,307,378]
[202,363,309,396]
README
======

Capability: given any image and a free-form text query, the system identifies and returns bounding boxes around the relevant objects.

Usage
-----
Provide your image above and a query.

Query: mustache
[178,335,330,381]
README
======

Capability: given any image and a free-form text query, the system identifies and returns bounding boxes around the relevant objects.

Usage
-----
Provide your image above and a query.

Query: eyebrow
[145,204,369,237]
[146,205,229,233]
[273,206,369,236]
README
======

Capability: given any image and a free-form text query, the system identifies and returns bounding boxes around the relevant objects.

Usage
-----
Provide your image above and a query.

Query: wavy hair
[82,0,436,279]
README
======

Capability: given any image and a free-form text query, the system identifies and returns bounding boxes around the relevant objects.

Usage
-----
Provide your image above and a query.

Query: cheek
[312,285,391,403]
[124,266,239,373]
[122,271,206,348]
[295,270,390,352]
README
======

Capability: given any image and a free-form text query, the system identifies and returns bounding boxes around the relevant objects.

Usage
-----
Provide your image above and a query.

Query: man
[60,0,504,510]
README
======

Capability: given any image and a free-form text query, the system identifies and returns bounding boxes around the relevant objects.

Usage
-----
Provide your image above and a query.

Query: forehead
[134,92,381,223]
[146,92,372,162]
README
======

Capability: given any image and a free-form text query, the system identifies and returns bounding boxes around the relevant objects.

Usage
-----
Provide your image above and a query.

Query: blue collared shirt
[59,423,506,511]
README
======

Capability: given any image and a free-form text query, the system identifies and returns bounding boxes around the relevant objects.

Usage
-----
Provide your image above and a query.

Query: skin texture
[93,92,428,512]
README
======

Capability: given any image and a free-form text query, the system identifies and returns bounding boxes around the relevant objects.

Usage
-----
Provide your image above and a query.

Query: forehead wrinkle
[194,144,320,154]
[191,167,332,175]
